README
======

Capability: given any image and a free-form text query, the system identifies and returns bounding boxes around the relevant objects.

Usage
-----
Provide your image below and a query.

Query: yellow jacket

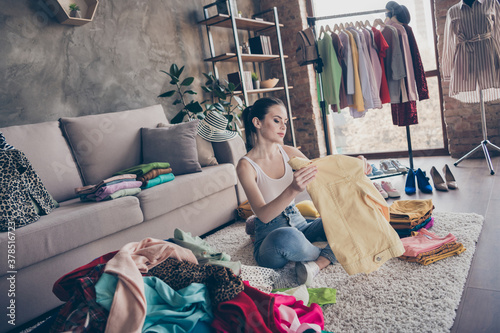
[289,155,404,275]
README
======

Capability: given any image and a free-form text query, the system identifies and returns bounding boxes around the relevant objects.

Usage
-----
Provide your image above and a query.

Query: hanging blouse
[372,27,392,104]
[347,28,375,111]
[344,30,365,112]
[381,25,406,103]
[317,33,342,111]
[403,24,429,101]
[362,28,383,109]
[442,0,500,103]
[387,20,418,102]
[339,30,355,106]
[331,31,349,110]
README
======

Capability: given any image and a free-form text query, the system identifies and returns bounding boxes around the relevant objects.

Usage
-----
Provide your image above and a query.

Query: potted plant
[69,3,81,18]
[158,64,204,123]
[251,72,260,90]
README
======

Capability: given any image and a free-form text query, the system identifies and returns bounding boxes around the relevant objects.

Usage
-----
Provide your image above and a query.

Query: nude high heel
[430,166,448,191]
[443,164,458,189]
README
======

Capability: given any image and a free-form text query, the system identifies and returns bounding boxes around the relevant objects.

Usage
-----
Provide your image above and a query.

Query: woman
[237,97,371,285]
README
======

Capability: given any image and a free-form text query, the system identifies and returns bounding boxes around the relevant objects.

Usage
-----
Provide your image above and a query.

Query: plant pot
[253,80,260,90]
[70,10,82,18]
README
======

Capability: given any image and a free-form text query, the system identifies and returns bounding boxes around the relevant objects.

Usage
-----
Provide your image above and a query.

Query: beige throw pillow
[157,122,218,167]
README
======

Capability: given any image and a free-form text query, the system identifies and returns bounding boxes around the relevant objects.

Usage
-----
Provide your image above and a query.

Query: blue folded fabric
[142,173,175,189]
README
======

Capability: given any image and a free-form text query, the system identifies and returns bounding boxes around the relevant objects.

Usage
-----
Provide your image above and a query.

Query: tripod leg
[486,140,500,153]
[481,141,495,175]
[454,144,483,166]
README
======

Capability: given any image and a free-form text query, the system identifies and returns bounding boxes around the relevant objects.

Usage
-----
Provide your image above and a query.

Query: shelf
[234,86,293,95]
[48,0,99,26]
[198,14,283,31]
[204,53,287,63]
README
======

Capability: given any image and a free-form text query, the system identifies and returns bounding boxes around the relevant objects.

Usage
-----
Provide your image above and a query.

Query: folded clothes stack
[389,199,434,238]
[399,229,466,265]
[75,174,142,202]
[114,162,175,189]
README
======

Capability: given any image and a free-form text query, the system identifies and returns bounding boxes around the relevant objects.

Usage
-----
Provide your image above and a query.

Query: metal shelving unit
[199,1,296,147]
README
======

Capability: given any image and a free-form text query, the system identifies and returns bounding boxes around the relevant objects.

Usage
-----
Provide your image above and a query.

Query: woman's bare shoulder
[282,145,307,159]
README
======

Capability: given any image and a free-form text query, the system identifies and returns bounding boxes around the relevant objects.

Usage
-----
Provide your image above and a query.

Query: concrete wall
[0,0,257,127]
[434,0,500,158]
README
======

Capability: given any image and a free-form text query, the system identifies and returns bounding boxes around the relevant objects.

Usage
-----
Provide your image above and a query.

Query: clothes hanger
[373,18,385,28]
[319,25,326,39]
[333,23,341,33]
[339,22,345,31]
[364,20,372,28]
[355,21,363,29]
[325,24,333,33]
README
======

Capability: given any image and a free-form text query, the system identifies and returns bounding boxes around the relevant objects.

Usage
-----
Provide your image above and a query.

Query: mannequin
[442,0,500,173]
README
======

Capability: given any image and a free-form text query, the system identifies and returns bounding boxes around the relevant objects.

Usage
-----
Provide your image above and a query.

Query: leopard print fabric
[149,257,244,305]
[0,150,56,232]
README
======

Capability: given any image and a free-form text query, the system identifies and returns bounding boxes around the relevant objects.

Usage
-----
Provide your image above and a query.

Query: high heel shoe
[443,164,458,189]
[405,169,416,195]
[430,166,448,191]
[416,168,433,193]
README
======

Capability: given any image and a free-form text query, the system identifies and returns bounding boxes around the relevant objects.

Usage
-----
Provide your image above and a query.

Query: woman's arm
[236,158,317,223]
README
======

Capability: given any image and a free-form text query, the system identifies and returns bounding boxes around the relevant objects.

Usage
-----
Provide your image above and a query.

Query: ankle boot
[430,166,448,191]
[416,168,433,193]
[443,164,458,189]
[405,169,416,195]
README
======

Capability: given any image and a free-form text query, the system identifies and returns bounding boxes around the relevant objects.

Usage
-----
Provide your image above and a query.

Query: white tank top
[241,145,294,205]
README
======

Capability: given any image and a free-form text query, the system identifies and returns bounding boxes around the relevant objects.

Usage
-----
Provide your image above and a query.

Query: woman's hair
[241,97,285,151]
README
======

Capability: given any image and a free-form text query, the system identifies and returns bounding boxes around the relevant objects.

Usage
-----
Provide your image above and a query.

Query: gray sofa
[0,104,247,332]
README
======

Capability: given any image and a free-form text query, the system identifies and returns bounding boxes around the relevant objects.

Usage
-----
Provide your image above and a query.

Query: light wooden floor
[369,154,499,332]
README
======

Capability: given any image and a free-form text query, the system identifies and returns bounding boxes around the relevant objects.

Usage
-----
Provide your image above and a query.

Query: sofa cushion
[1,121,83,202]
[60,105,168,186]
[157,122,218,167]
[142,121,202,175]
[0,197,144,272]
[137,164,237,221]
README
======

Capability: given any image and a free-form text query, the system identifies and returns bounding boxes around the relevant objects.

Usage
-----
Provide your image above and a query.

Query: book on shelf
[248,35,272,55]
[227,71,253,91]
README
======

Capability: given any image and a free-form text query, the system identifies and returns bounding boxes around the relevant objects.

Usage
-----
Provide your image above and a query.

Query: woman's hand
[357,155,372,175]
[290,165,318,192]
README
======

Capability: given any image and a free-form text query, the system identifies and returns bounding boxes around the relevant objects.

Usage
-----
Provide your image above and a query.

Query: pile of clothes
[389,199,434,238]
[50,229,326,332]
[76,162,175,201]
[399,229,466,265]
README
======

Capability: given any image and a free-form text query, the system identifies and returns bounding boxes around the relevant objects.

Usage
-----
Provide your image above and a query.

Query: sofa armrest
[212,136,246,166]
[212,136,247,204]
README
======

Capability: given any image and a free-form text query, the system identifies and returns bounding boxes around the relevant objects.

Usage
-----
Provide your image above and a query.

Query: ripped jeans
[253,204,336,269]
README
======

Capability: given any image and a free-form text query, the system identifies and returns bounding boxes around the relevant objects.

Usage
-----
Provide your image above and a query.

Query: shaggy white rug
[203,211,484,333]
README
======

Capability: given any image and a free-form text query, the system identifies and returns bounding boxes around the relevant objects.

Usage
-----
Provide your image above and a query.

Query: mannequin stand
[454,90,500,175]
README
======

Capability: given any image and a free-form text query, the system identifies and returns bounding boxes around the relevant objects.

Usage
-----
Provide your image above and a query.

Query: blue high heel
[405,168,416,195]
[416,168,433,193]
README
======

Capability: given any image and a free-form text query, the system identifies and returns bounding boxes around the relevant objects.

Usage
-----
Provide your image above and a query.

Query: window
[311,0,445,156]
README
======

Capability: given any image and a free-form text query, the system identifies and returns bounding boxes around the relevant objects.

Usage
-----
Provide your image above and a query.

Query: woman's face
[255,104,288,143]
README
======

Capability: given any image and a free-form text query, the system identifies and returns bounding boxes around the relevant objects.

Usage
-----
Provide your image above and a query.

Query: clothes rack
[306,9,415,171]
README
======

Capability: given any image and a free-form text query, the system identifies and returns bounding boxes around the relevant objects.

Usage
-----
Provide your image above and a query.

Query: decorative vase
[70,10,82,18]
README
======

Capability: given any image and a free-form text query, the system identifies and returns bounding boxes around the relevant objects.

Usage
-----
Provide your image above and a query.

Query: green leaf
[184,90,197,95]
[178,66,185,77]
[233,95,243,106]
[181,77,195,86]
[158,90,176,98]
[205,103,214,111]
[173,99,182,105]
[227,82,236,92]
[170,64,179,77]
[225,114,234,122]
[185,101,203,114]
[221,100,231,106]
[170,110,187,124]
[202,86,212,93]
[214,89,226,100]
[197,113,206,120]
[214,103,225,112]
[170,78,179,85]
[160,70,175,80]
